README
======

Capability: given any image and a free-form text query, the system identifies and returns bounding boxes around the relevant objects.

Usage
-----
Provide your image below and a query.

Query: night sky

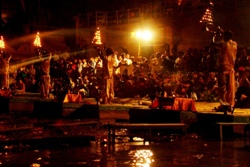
[0,0,147,32]
[1,0,250,50]
[2,0,248,34]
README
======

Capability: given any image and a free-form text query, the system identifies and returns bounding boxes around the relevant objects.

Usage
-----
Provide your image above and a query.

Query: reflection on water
[30,163,40,167]
[0,138,249,167]
[131,149,154,167]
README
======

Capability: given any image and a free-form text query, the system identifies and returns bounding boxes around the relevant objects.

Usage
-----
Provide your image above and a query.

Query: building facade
[75,0,250,58]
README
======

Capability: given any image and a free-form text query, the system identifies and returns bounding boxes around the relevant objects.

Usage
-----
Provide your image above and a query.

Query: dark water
[0,137,250,167]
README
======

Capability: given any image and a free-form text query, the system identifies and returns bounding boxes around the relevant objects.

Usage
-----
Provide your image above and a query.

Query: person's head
[223,30,233,41]
[156,52,161,59]
[192,72,198,79]
[120,53,126,59]
[18,79,23,83]
[209,72,216,79]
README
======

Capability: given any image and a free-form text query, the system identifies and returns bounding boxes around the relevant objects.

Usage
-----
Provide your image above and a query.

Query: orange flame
[0,36,5,49]
[34,32,42,47]
[92,27,102,45]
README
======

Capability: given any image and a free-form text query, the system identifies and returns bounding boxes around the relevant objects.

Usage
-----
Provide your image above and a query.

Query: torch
[0,36,11,59]
[92,27,105,54]
[92,27,102,45]
[200,1,215,32]
[34,32,42,48]
[200,1,224,40]
[33,32,49,58]
[34,32,43,56]
[0,36,5,52]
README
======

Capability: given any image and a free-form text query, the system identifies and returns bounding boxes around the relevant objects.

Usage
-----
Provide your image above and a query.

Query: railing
[85,8,142,26]
[77,0,250,27]
[107,123,188,144]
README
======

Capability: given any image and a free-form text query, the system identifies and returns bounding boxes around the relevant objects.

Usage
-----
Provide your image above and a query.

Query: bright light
[135,31,142,38]
[133,29,153,41]
[141,30,153,41]
[34,32,42,47]
[92,27,102,45]
[0,36,5,49]
[131,149,154,167]
[131,29,154,58]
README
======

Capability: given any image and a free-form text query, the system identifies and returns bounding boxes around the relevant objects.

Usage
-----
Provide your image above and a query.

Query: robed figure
[36,48,52,98]
[0,51,12,89]
[212,30,237,113]
[96,45,118,104]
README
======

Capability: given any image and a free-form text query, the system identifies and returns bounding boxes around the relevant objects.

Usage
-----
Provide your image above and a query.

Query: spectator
[15,78,25,93]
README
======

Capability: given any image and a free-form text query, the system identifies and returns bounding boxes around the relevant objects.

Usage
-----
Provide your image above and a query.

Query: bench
[216,122,250,140]
[107,123,188,144]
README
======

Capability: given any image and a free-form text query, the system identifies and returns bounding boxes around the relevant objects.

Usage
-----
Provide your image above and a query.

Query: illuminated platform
[4,95,250,121]
[0,94,249,139]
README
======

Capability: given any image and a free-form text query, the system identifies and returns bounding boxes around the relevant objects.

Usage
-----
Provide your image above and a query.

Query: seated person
[235,71,250,108]
[15,79,25,93]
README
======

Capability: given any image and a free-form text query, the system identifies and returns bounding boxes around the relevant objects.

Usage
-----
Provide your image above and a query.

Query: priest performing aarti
[0,36,12,90]
[212,30,237,114]
[34,32,52,98]
[94,44,119,104]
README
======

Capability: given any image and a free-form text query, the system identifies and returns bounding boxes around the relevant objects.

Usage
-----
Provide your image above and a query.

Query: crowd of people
[4,42,250,107]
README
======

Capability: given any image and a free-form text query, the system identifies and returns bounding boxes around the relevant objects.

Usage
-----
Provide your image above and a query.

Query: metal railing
[77,0,250,27]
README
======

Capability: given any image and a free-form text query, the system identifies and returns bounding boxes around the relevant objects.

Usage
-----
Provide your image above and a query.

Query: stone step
[14,92,54,99]
[15,92,40,97]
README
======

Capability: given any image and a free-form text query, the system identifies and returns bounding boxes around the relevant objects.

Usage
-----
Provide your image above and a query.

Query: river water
[0,136,249,167]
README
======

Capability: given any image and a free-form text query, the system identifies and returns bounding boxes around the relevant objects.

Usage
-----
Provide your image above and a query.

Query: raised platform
[2,95,250,139]
[6,96,250,118]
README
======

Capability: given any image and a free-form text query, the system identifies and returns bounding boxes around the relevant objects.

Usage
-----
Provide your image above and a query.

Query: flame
[34,32,42,47]
[0,36,5,49]
[200,8,213,25]
[92,27,102,45]
[200,1,214,25]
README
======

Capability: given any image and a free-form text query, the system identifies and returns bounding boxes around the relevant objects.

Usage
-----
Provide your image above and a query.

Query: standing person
[28,64,36,78]
[0,51,12,89]
[39,50,52,98]
[77,59,83,75]
[96,45,117,104]
[212,30,237,113]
